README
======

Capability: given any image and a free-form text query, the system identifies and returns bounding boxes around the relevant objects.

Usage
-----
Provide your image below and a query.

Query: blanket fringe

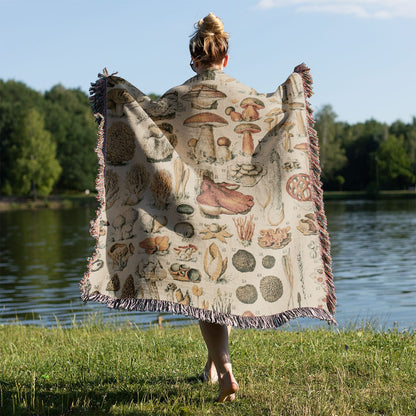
[79,69,109,290]
[81,290,337,329]
[294,63,336,315]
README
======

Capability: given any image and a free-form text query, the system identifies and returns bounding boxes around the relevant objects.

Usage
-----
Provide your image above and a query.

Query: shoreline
[0,190,415,211]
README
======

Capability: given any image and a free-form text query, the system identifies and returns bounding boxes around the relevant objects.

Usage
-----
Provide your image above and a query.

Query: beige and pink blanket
[80,64,336,328]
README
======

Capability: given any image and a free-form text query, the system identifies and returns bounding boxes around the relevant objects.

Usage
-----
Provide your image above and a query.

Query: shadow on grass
[1,374,209,416]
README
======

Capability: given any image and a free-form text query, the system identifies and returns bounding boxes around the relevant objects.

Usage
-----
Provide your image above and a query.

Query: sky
[1,0,415,124]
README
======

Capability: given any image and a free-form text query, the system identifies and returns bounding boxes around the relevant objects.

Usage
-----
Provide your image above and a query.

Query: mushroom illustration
[125,163,149,206]
[107,88,134,117]
[182,85,226,109]
[204,243,227,282]
[266,108,284,135]
[165,283,177,302]
[143,124,174,162]
[240,97,264,121]
[183,112,228,162]
[225,106,242,121]
[294,143,310,166]
[150,170,173,209]
[280,120,295,152]
[106,121,136,165]
[136,258,167,300]
[105,169,119,209]
[108,242,134,271]
[234,123,261,156]
[216,137,232,162]
[264,117,274,134]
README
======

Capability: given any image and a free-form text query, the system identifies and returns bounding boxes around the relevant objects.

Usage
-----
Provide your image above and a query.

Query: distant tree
[314,105,347,187]
[0,80,45,194]
[44,85,97,191]
[148,93,160,100]
[341,119,388,190]
[376,135,415,189]
[10,108,61,197]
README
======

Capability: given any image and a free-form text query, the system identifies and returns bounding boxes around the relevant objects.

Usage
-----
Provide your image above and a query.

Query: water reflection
[0,199,415,329]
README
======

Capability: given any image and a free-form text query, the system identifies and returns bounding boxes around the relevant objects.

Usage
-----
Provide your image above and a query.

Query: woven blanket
[80,64,336,328]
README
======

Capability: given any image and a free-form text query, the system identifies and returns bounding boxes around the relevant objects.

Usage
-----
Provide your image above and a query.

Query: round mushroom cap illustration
[232,249,256,272]
[260,275,283,302]
[236,284,258,304]
[262,255,276,269]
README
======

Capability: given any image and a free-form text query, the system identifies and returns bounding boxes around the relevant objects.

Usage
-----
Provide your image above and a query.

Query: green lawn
[0,321,415,415]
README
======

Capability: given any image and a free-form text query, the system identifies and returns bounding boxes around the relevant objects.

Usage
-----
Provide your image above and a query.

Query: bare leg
[199,321,239,402]
[201,325,232,384]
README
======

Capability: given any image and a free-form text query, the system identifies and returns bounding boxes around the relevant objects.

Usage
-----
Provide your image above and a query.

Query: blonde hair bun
[189,13,229,65]
[197,12,229,39]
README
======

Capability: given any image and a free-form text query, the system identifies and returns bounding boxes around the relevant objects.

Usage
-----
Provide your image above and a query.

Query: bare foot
[199,359,218,384]
[215,372,239,403]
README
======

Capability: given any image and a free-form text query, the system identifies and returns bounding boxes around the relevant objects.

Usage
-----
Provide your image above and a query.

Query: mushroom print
[297,213,318,236]
[233,215,255,246]
[109,207,138,241]
[227,163,266,187]
[120,275,137,299]
[225,106,242,122]
[234,123,261,156]
[260,275,283,302]
[182,85,227,109]
[165,283,177,302]
[240,97,265,121]
[204,243,228,282]
[279,119,295,152]
[286,174,312,202]
[157,122,178,148]
[183,112,228,162]
[143,124,174,162]
[169,263,201,282]
[212,289,232,314]
[174,222,195,239]
[105,169,119,209]
[267,150,284,226]
[236,285,258,304]
[173,244,198,261]
[262,255,276,269]
[124,163,149,206]
[107,89,135,117]
[136,258,167,300]
[174,158,190,199]
[294,143,310,167]
[200,223,232,243]
[216,137,232,163]
[265,108,284,135]
[192,285,203,307]
[149,170,173,209]
[108,242,134,271]
[139,235,170,255]
[106,121,136,165]
[106,273,120,292]
[258,227,291,249]
[175,288,191,306]
[282,253,295,308]
[196,176,254,217]
[232,249,256,273]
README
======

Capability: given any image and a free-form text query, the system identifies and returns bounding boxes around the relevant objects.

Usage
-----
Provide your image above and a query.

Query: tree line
[0,80,415,197]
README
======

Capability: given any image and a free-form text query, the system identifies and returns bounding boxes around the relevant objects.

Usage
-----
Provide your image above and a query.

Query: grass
[0,321,415,416]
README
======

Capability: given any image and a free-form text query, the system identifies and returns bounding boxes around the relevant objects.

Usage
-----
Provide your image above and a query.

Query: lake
[1,198,415,330]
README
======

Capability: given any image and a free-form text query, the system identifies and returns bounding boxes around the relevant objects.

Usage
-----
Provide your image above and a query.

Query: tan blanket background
[80,64,336,328]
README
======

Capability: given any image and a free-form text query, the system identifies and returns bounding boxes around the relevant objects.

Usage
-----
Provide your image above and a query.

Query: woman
[189,13,239,403]
[82,13,336,404]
